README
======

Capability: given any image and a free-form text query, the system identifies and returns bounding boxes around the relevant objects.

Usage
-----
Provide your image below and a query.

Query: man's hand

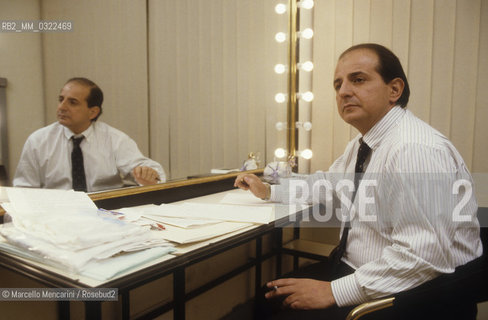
[132,166,160,185]
[234,173,267,199]
[264,278,336,310]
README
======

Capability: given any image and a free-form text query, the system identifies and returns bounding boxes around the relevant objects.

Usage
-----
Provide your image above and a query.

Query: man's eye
[353,78,365,83]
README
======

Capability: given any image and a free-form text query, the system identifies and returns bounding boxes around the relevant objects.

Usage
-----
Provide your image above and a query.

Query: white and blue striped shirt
[271,106,482,306]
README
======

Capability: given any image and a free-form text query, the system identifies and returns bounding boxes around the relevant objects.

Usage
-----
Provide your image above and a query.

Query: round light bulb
[300,91,314,102]
[275,3,287,14]
[275,122,285,131]
[300,28,314,39]
[274,64,286,74]
[301,149,313,160]
[299,61,314,72]
[275,32,287,43]
[275,148,286,159]
[299,0,314,9]
[275,93,286,103]
[303,121,312,131]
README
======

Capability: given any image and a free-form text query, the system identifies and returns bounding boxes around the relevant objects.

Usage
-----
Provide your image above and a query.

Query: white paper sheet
[173,225,257,255]
[144,202,273,224]
[0,238,174,281]
[158,221,252,244]
[81,247,175,281]
[219,191,271,206]
[4,187,97,214]
[143,214,221,228]
[115,204,159,222]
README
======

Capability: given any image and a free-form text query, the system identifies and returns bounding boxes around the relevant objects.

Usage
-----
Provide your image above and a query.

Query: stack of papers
[0,187,174,278]
[91,191,277,246]
[117,201,273,244]
[152,222,252,244]
[0,187,297,280]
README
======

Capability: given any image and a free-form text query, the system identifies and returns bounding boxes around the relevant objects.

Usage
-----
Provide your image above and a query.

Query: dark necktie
[331,140,371,265]
[71,136,87,192]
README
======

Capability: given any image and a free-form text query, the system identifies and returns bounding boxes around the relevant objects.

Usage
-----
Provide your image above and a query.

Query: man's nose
[338,81,352,97]
[57,100,67,110]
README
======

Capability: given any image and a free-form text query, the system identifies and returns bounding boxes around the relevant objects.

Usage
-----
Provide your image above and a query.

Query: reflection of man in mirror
[235,44,481,319]
[13,77,166,192]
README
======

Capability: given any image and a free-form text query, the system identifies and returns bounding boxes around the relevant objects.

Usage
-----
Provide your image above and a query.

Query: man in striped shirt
[235,43,482,319]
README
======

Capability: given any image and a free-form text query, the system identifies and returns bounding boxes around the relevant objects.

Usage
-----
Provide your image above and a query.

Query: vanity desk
[0,170,311,320]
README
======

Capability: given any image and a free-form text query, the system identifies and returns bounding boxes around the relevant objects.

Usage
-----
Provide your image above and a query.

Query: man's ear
[89,106,101,120]
[389,78,404,105]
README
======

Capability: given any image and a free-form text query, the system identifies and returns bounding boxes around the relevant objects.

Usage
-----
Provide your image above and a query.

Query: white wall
[310,0,488,175]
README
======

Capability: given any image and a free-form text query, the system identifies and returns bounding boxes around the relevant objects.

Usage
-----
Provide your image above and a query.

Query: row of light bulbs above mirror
[273,0,314,162]
[274,61,313,74]
[275,0,314,14]
[275,91,313,103]
[275,147,313,160]
[275,0,314,42]
[275,121,312,131]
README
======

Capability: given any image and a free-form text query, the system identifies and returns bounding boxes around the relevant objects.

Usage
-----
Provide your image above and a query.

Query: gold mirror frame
[287,0,299,161]
[88,169,263,203]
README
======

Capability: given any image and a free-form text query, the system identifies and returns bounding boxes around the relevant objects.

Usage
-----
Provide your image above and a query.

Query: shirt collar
[62,122,94,141]
[361,105,405,150]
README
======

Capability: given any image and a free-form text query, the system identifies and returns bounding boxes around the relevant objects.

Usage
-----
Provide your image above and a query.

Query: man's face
[57,82,99,134]
[333,49,399,134]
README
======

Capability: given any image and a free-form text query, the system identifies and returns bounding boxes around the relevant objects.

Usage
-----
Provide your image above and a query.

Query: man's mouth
[342,104,358,111]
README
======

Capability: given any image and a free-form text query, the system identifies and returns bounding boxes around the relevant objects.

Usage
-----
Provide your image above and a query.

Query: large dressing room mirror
[0,0,290,190]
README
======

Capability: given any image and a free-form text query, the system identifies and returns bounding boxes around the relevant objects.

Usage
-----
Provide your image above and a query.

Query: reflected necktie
[71,136,87,192]
[331,140,371,265]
